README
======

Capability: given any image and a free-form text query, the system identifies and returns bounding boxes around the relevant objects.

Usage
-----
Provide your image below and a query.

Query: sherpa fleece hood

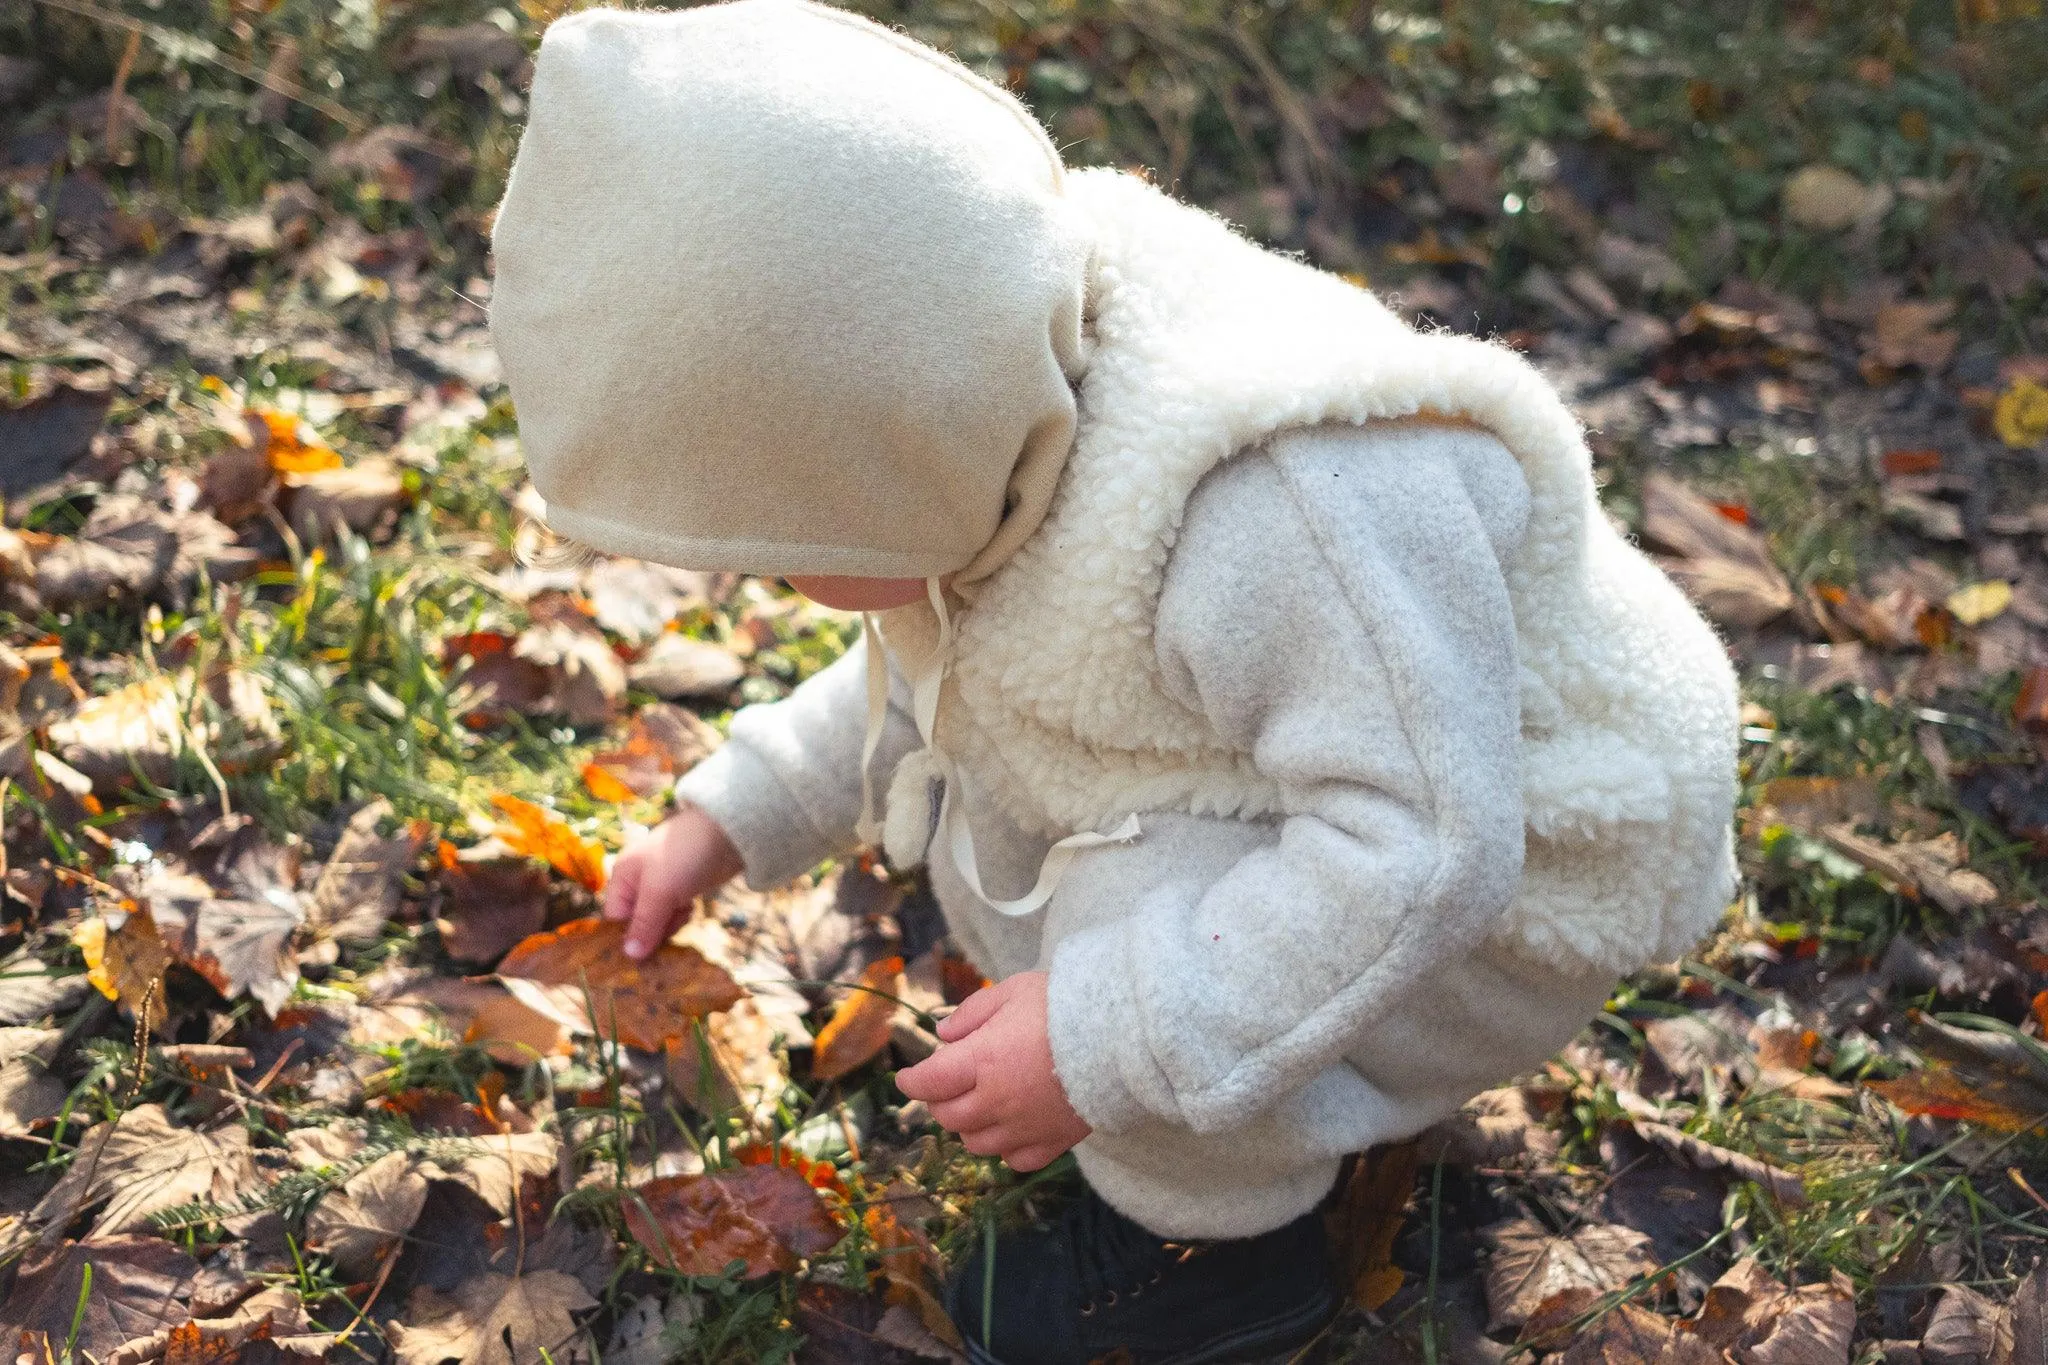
[489,0,1092,584]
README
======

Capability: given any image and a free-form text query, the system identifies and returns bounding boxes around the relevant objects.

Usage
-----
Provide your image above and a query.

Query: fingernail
[624,939,645,958]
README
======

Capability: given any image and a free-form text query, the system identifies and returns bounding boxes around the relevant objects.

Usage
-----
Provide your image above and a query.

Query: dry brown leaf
[1921,1283,2011,1364]
[1639,474,1794,628]
[308,799,430,947]
[627,633,746,700]
[27,495,256,612]
[435,846,551,965]
[386,975,574,1066]
[0,1026,65,1138]
[1481,1217,1657,1331]
[416,1130,563,1217]
[811,955,907,1084]
[1416,1086,1563,1166]
[623,1165,842,1278]
[1324,1141,1418,1311]
[136,864,304,1017]
[76,903,172,1028]
[581,561,703,644]
[583,703,721,801]
[282,456,410,542]
[0,1236,200,1363]
[28,1104,258,1241]
[304,1149,431,1282]
[1630,1120,1806,1205]
[1817,826,2000,915]
[1866,299,1960,372]
[497,917,743,1052]
[0,382,113,496]
[1557,1302,1720,1365]
[387,1270,595,1365]
[47,668,278,794]
[514,603,627,728]
[1783,165,1887,232]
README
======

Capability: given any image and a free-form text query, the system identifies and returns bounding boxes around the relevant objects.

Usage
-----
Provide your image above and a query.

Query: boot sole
[958,1284,1339,1365]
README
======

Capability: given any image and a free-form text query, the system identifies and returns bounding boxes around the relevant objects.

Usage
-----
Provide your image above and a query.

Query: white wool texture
[880,168,1741,976]
[489,0,1090,582]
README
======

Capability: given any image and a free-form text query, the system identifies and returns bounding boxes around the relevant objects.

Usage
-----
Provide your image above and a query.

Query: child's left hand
[895,971,1091,1172]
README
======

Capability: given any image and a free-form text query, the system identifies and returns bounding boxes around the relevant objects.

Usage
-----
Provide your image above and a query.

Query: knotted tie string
[855,577,1140,917]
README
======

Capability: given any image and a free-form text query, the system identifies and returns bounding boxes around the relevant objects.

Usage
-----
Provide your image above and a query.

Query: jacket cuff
[673,742,841,890]
[1046,924,1163,1136]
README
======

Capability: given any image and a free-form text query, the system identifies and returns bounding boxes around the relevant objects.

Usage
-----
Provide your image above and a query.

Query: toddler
[488,4,1739,1360]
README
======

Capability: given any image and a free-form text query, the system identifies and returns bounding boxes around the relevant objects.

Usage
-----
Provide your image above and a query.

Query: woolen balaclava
[489,0,1093,585]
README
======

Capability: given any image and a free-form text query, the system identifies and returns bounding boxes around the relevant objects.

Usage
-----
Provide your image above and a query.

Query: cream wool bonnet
[489,0,1094,585]
[493,1,1136,909]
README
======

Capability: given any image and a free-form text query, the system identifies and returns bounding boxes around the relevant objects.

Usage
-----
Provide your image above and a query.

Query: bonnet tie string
[855,577,1140,918]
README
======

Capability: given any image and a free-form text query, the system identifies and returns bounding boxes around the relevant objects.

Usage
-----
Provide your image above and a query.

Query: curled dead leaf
[497,917,745,1052]
[623,1164,841,1278]
[811,955,907,1084]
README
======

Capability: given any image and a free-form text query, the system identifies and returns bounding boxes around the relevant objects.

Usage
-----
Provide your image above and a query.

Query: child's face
[785,575,928,611]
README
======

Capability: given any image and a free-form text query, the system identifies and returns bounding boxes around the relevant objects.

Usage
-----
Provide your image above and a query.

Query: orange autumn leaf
[490,793,607,891]
[76,903,171,1029]
[579,761,638,804]
[624,1165,843,1277]
[2018,665,2048,734]
[1881,448,1944,476]
[811,955,906,1084]
[1868,1065,2048,1133]
[251,407,343,474]
[497,917,744,1051]
[1326,1140,1419,1311]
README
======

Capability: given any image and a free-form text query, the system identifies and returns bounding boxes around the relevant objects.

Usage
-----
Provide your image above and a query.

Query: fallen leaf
[1639,474,1794,628]
[384,975,574,1065]
[583,703,721,800]
[136,863,304,1017]
[1920,1283,2011,1363]
[0,382,113,496]
[435,848,550,965]
[1323,1141,1418,1310]
[1629,1120,1805,1205]
[307,799,430,946]
[1866,299,1960,373]
[1946,581,2013,627]
[303,1150,430,1281]
[623,1164,841,1277]
[28,1104,259,1240]
[497,917,745,1052]
[317,123,466,203]
[1784,165,1887,232]
[581,561,703,644]
[2020,666,2048,735]
[0,1026,66,1137]
[76,903,172,1028]
[416,1130,563,1217]
[626,632,746,701]
[0,1236,200,1363]
[1481,1218,1658,1331]
[811,955,907,1084]
[1758,775,1886,832]
[0,949,91,1024]
[1868,1064,2048,1133]
[1557,1302,1719,1364]
[386,1270,595,1365]
[1416,1085,1563,1166]
[48,668,278,795]
[282,456,410,542]
[490,794,607,892]
[1817,826,2000,915]
[1882,449,1944,476]
[28,494,257,612]
[249,407,341,474]
[1994,377,2048,449]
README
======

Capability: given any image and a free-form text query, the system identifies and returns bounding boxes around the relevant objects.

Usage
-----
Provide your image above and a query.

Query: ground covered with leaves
[2,1,2047,1362]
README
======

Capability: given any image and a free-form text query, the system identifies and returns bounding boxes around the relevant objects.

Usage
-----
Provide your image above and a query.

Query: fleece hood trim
[490,0,1092,585]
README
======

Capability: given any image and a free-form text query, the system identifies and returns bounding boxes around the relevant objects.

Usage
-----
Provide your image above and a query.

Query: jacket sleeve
[673,632,921,888]
[1043,422,1533,1136]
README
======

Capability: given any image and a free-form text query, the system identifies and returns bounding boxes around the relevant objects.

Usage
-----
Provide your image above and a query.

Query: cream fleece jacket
[678,422,1617,1238]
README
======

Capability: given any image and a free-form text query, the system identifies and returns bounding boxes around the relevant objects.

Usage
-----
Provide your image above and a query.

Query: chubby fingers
[602,847,644,923]
[935,981,1007,1043]
[895,1040,978,1103]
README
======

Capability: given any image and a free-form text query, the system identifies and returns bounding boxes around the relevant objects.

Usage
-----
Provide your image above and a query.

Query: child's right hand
[603,805,745,959]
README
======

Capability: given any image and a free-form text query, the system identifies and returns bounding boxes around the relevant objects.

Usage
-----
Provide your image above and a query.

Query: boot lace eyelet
[1080,1301,1097,1317]
[1103,1291,1118,1308]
